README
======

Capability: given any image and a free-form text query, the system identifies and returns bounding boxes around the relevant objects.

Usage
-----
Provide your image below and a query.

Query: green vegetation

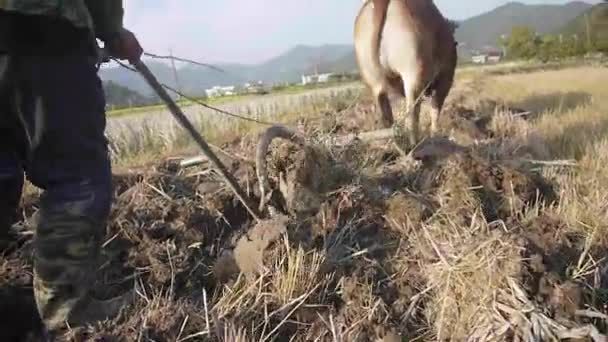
[106,79,360,118]
[106,93,251,117]
[103,81,158,110]
[455,1,592,56]
[499,4,608,62]
[559,3,608,53]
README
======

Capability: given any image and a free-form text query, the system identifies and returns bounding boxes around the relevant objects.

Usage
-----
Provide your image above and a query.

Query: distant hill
[103,81,156,108]
[317,50,358,74]
[455,1,593,55]
[100,61,178,98]
[557,3,608,51]
[253,44,353,82]
[99,44,354,96]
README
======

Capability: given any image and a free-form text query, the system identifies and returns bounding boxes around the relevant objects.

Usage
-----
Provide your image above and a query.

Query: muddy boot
[40,291,135,339]
[0,159,25,254]
[66,290,135,328]
[33,214,112,331]
[0,194,21,254]
[0,231,12,253]
[0,224,18,254]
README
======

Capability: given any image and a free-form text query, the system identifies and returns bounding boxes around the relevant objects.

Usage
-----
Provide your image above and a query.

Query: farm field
[2,63,608,341]
[105,83,362,165]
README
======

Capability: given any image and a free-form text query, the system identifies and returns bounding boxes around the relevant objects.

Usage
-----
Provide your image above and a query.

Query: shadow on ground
[544,113,608,159]
[506,91,592,115]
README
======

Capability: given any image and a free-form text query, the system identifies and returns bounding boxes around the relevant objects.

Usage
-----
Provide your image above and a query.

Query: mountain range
[100,1,599,99]
[100,44,354,98]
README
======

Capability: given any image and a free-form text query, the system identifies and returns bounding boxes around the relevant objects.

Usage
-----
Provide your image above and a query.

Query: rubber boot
[32,214,133,332]
[0,220,18,254]
[0,228,13,253]
[66,289,135,328]
[0,170,24,254]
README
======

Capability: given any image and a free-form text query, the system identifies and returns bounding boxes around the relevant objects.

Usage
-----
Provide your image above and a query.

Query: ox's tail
[370,0,390,66]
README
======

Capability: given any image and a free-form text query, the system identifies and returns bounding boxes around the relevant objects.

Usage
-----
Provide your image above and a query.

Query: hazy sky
[124,0,599,64]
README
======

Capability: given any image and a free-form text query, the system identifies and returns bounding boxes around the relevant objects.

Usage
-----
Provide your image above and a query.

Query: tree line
[499,6,608,62]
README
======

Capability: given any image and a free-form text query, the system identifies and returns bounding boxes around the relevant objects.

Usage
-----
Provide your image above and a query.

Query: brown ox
[354,0,457,145]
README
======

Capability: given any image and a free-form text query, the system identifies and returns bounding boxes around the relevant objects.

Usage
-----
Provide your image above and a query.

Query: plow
[102,50,421,222]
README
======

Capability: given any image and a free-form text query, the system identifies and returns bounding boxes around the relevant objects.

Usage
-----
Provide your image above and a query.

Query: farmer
[0,0,143,336]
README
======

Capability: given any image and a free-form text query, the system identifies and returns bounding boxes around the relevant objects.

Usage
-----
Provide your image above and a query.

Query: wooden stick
[522,159,577,167]
[133,60,262,221]
[511,111,533,118]
[180,156,208,168]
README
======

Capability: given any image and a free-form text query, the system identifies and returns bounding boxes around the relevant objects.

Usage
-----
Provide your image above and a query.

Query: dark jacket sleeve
[85,0,124,41]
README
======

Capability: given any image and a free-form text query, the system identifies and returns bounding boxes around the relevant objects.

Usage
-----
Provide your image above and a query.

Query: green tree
[502,26,539,60]
[593,4,608,53]
[537,34,560,62]
[103,81,158,109]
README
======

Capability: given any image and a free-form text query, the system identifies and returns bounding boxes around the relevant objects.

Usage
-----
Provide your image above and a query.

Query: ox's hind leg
[376,76,405,128]
[403,79,424,147]
[430,70,455,136]
[375,89,394,128]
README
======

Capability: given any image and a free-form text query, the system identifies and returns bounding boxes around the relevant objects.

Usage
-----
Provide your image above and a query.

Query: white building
[205,85,236,97]
[301,73,335,85]
[301,74,316,85]
[472,54,488,64]
[243,81,267,94]
[471,50,503,64]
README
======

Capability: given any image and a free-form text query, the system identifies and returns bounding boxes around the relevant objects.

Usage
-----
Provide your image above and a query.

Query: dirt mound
[415,148,556,222]
[440,104,492,144]
[519,214,587,321]
[232,214,288,277]
[263,140,327,216]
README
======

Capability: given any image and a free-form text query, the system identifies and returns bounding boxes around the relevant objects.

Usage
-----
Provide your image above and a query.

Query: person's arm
[85,0,124,43]
[85,0,142,63]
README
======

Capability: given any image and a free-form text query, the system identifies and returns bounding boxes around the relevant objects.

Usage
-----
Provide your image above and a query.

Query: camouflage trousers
[0,28,112,331]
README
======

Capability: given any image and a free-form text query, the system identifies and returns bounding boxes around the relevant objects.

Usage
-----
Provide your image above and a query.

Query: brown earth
[1,96,605,341]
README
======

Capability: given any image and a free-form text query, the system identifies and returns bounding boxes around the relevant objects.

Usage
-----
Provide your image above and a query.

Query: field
[1,63,608,341]
[105,84,362,166]
[105,81,359,118]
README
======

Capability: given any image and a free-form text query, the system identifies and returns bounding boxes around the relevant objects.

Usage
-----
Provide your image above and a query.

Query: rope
[108,51,362,128]
[142,52,228,74]
[110,51,358,127]
[111,51,431,132]
[141,52,252,83]
[162,84,276,126]
[112,59,276,126]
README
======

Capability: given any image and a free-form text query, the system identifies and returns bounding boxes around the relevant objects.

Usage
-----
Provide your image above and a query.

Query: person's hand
[106,28,143,64]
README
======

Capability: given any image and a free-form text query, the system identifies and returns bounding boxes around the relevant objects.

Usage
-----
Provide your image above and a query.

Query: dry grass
[482,66,607,157]
[3,64,608,341]
[106,85,362,167]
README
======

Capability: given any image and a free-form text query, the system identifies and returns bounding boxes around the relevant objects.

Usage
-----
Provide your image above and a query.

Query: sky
[124,0,600,64]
